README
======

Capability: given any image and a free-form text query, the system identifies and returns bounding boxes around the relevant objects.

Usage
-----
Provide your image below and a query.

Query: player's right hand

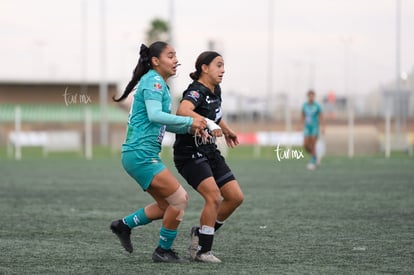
[206,118,222,137]
[210,129,223,137]
[192,117,207,131]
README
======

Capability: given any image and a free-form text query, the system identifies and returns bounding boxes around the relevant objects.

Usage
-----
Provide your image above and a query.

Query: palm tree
[146,18,170,44]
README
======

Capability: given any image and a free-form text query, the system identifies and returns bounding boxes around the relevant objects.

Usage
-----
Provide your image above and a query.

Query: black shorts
[175,150,235,190]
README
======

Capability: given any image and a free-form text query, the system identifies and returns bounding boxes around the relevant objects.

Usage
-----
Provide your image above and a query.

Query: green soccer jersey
[122,70,181,154]
[302,102,322,127]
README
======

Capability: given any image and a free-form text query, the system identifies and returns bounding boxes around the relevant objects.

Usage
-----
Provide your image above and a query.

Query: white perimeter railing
[7,106,92,160]
[8,131,83,159]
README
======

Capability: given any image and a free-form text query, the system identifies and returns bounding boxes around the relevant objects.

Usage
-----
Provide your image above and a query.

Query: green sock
[158,227,177,250]
[123,208,151,229]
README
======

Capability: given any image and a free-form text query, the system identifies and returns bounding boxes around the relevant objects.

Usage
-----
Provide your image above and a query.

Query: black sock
[198,233,214,254]
[214,221,224,231]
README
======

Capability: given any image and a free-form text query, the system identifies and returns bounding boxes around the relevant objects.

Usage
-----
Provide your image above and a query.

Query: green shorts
[121,150,166,191]
[304,125,319,137]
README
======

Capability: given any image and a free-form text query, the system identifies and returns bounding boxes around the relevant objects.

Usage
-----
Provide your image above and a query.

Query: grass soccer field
[1,150,413,274]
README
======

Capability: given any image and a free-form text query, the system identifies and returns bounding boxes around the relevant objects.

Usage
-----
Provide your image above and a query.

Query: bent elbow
[176,106,185,116]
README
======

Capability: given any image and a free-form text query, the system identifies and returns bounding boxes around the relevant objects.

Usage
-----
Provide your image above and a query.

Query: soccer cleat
[189,226,199,260]
[307,162,316,170]
[152,247,189,263]
[110,219,133,253]
[195,251,222,263]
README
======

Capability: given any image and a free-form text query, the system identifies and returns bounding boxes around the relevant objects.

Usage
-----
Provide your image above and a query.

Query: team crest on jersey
[188,91,200,100]
[153,83,162,90]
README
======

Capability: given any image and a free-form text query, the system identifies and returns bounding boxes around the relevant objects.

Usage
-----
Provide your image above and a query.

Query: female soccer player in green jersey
[300,90,325,170]
[110,41,207,263]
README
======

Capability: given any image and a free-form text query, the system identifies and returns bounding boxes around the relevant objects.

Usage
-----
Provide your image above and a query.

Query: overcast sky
[1,0,414,102]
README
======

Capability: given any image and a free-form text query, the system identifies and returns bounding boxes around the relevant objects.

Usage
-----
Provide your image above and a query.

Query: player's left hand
[224,129,239,148]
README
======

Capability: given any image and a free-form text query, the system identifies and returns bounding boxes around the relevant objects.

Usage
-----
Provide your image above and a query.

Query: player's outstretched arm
[145,100,206,132]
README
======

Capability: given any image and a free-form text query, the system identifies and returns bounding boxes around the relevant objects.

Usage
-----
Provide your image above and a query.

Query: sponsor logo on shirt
[205,95,219,104]
[188,90,200,101]
[153,83,162,90]
[157,125,166,143]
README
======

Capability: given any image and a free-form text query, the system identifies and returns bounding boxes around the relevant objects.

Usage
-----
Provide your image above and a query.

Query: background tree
[146,18,170,44]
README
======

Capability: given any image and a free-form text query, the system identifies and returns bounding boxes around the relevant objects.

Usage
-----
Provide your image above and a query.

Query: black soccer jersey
[173,81,223,158]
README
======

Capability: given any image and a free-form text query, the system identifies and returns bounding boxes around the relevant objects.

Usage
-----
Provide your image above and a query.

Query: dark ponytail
[190,51,221,80]
[113,41,168,102]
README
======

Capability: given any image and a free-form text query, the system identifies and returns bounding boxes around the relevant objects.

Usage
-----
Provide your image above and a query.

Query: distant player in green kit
[110,41,207,263]
[300,90,325,170]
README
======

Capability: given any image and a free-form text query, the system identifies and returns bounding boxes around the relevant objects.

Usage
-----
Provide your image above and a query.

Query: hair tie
[139,44,149,56]
[139,44,150,64]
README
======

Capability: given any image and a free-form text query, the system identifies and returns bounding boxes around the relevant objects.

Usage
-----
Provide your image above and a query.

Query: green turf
[1,152,413,274]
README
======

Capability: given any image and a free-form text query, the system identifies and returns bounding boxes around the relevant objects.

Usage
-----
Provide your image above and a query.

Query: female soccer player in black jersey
[173,51,244,263]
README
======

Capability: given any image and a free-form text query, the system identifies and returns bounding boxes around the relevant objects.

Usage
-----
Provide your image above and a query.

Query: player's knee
[165,185,188,221]
[233,192,244,208]
[156,202,168,212]
[205,189,222,210]
[226,190,243,208]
